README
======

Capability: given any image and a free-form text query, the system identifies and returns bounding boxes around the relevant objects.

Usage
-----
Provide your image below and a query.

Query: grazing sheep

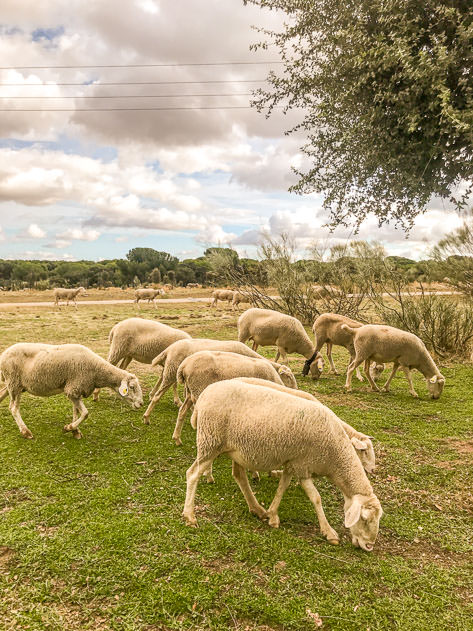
[231,291,251,311]
[53,287,87,308]
[163,283,173,291]
[93,318,190,401]
[183,380,383,551]
[313,313,384,382]
[238,307,324,378]
[233,378,376,474]
[0,343,143,439]
[171,350,297,445]
[342,324,446,398]
[186,283,201,289]
[143,338,286,422]
[210,289,235,309]
[134,288,165,309]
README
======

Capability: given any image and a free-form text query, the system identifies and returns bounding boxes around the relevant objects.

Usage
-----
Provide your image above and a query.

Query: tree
[126,248,178,272]
[149,267,161,284]
[247,0,473,228]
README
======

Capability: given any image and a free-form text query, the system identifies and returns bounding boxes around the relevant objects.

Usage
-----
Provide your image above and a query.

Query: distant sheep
[342,324,446,398]
[210,289,235,309]
[143,338,283,423]
[0,343,143,439]
[186,283,201,289]
[171,350,297,445]
[134,288,165,309]
[313,313,384,382]
[231,291,251,311]
[93,317,190,401]
[53,287,87,308]
[183,380,383,551]
[238,307,324,378]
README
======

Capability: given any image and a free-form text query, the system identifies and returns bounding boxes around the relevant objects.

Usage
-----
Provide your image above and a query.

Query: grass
[0,303,472,630]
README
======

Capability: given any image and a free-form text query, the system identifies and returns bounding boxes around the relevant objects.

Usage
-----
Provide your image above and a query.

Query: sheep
[231,291,251,311]
[163,283,173,291]
[313,313,384,382]
[171,350,297,445]
[186,283,201,289]
[53,287,87,308]
[238,307,324,379]
[341,323,446,398]
[183,380,383,551]
[233,378,376,474]
[93,318,190,401]
[0,343,143,440]
[210,289,235,309]
[143,338,289,423]
[134,288,165,309]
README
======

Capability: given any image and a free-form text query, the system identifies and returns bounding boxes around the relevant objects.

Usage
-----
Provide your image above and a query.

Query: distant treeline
[0,246,434,290]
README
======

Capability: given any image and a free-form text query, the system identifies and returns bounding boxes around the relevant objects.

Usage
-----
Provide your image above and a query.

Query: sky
[0,0,464,263]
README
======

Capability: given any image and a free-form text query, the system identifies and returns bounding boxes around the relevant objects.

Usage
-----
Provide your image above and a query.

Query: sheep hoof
[382,386,390,393]
[268,516,280,528]
[183,513,197,527]
[205,475,215,484]
[63,424,72,433]
[143,415,150,425]
[21,429,33,439]
[327,538,340,546]
[345,386,352,392]
[72,430,82,440]
[370,387,380,393]
[411,392,419,398]
[173,436,183,446]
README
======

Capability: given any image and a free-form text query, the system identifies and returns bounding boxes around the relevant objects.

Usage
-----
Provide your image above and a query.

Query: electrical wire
[0,61,283,70]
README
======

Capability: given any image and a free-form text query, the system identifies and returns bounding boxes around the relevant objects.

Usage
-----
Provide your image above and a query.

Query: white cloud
[27,223,46,238]
[57,227,100,241]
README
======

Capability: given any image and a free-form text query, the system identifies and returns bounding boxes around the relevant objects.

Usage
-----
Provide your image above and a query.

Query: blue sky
[0,0,464,262]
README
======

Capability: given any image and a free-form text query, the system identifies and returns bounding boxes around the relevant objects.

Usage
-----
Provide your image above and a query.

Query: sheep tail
[190,408,198,430]
[341,324,357,336]
[176,363,185,385]
[151,349,167,367]
[108,325,116,344]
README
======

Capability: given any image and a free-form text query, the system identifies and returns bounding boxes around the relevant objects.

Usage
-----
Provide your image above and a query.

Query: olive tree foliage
[431,211,473,295]
[246,0,473,228]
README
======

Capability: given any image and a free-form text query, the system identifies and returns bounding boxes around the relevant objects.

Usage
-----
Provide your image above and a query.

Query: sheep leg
[9,393,33,439]
[267,470,292,528]
[231,462,267,521]
[172,394,193,445]
[73,299,77,309]
[0,386,9,403]
[345,357,363,391]
[402,366,419,398]
[364,360,380,392]
[148,374,162,399]
[143,381,173,423]
[182,456,215,526]
[299,478,339,545]
[275,349,280,362]
[382,362,399,392]
[64,398,88,436]
[277,348,288,365]
[326,343,339,375]
[172,382,182,407]
[153,298,158,309]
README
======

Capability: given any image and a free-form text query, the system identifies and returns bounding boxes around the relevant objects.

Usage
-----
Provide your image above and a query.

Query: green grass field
[0,304,472,630]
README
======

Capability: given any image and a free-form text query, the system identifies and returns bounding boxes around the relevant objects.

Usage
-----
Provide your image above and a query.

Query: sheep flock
[0,297,447,555]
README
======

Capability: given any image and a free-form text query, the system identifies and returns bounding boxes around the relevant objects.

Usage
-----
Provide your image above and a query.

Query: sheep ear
[345,497,362,528]
[351,436,367,450]
[429,375,438,384]
[119,380,129,396]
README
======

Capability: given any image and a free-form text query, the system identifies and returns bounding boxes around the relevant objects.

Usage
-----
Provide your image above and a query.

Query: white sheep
[93,317,190,401]
[313,313,384,382]
[53,287,87,308]
[231,291,251,311]
[171,350,297,445]
[342,323,446,398]
[143,338,289,423]
[134,288,165,309]
[183,380,383,551]
[0,342,143,439]
[186,283,201,289]
[238,307,324,378]
[210,289,235,309]
[233,377,376,474]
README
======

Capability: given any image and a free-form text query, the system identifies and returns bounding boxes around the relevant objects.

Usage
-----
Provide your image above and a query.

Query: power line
[0,61,282,70]
[0,93,252,99]
[0,105,260,111]
[0,79,267,87]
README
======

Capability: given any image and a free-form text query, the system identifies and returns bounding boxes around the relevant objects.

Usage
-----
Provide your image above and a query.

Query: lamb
[233,378,376,474]
[313,313,384,382]
[238,307,324,378]
[53,287,87,308]
[134,288,165,309]
[143,338,291,423]
[171,350,297,445]
[93,318,190,401]
[0,343,143,439]
[183,380,383,551]
[341,323,446,398]
[210,289,235,309]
